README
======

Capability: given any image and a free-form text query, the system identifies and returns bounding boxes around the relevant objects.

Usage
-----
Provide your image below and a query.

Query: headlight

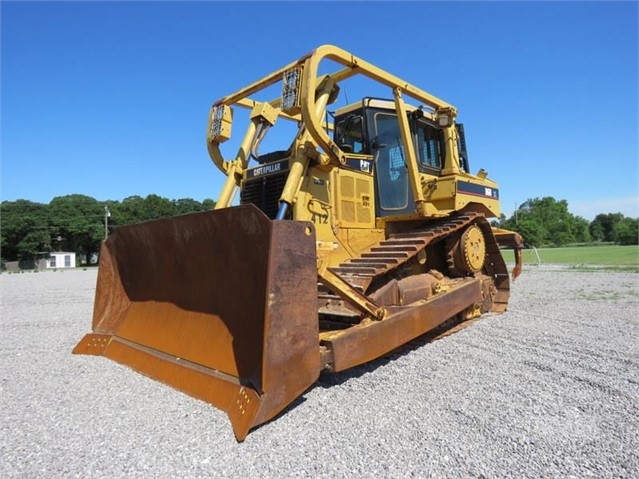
[436,107,454,127]
[209,104,232,142]
[281,66,303,114]
[437,113,450,127]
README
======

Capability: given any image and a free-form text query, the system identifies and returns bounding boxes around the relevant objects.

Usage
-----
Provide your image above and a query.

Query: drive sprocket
[446,224,486,277]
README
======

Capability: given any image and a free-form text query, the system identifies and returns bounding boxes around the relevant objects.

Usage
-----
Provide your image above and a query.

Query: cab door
[370,111,414,217]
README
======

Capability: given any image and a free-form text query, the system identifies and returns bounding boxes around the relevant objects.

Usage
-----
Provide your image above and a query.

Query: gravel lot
[1,265,638,478]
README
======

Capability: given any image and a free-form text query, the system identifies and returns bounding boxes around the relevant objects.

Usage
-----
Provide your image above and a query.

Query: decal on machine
[457,181,499,199]
[307,199,330,225]
[359,160,371,173]
[246,159,288,179]
[344,157,374,174]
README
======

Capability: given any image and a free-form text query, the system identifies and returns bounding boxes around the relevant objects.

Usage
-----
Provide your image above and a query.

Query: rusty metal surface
[73,206,516,441]
[329,213,482,293]
[321,278,482,372]
[328,214,510,313]
[492,227,525,280]
[475,219,511,312]
[73,204,320,441]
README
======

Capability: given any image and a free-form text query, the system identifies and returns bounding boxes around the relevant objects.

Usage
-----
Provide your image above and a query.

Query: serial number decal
[457,181,499,199]
[246,159,288,178]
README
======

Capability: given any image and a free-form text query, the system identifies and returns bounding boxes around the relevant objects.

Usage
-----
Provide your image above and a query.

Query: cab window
[415,121,443,171]
[373,112,410,210]
[334,114,365,154]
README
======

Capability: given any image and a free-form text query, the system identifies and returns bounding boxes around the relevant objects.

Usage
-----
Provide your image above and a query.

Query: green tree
[172,198,217,215]
[502,197,595,247]
[589,220,605,242]
[111,195,146,225]
[107,196,215,230]
[111,194,178,226]
[514,219,544,247]
[202,198,216,210]
[614,217,639,245]
[0,200,51,261]
[590,213,625,243]
[173,198,205,215]
[144,194,176,219]
[1,196,216,265]
[572,216,592,244]
[49,195,104,264]
[508,197,575,246]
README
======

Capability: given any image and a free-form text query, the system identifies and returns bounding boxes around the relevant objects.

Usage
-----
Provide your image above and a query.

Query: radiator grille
[340,176,355,197]
[356,178,371,223]
[357,203,371,223]
[240,172,287,219]
[341,200,356,223]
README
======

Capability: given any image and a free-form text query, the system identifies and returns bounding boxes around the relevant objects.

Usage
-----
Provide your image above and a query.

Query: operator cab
[333,98,469,218]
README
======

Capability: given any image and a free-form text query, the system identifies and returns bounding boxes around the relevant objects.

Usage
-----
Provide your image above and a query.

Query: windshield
[335,113,365,154]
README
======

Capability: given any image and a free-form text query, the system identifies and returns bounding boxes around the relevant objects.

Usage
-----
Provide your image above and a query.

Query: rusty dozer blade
[73,204,320,441]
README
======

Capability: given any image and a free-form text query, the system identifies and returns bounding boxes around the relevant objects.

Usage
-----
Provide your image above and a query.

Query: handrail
[206,44,459,205]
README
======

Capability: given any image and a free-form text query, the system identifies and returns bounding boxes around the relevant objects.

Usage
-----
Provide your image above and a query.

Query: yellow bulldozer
[74,45,523,441]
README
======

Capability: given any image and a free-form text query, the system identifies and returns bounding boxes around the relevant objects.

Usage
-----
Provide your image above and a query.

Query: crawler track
[326,212,511,313]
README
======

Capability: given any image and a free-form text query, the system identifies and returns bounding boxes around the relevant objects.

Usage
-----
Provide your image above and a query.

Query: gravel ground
[1,265,638,478]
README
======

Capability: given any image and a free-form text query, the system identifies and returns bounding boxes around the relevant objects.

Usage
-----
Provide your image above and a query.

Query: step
[348,257,399,265]
[381,239,428,246]
[371,246,419,254]
[340,261,388,270]
[330,265,381,275]
[361,252,409,259]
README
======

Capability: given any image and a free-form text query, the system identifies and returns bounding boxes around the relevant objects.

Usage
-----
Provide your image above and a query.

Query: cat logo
[360,160,371,173]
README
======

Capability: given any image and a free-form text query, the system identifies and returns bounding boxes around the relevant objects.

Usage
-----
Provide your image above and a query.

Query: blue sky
[2,1,637,220]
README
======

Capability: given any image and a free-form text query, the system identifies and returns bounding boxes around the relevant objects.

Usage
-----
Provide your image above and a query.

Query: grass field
[521,244,639,266]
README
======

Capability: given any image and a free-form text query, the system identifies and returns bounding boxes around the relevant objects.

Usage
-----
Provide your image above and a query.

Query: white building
[48,252,76,269]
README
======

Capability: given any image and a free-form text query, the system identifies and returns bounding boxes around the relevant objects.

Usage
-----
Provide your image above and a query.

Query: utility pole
[104,206,111,240]
[514,202,518,225]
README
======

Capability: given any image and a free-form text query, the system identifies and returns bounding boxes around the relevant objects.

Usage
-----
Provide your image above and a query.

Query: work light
[281,67,303,114]
[209,104,232,142]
